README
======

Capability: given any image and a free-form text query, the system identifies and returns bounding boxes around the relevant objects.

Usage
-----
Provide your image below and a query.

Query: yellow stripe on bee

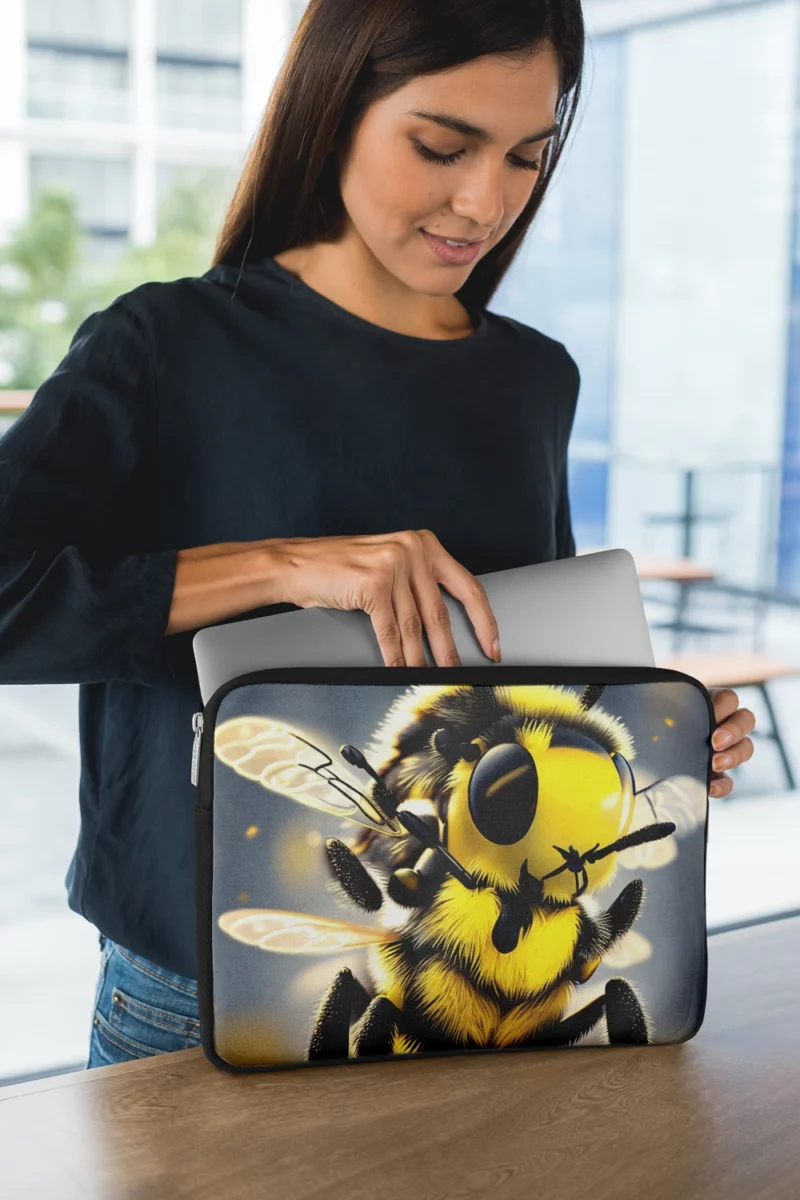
[493,983,575,1046]
[414,960,500,1044]
[493,685,635,761]
[369,943,409,1011]
[420,878,582,1001]
[412,963,575,1047]
[578,956,601,983]
[392,1032,422,1055]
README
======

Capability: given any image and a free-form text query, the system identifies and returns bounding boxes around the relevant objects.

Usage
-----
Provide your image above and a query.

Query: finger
[712,706,757,751]
[365,586,406,667]
[712,731,755,773]
[391,572,431,668]
[711,688,740,727]
[423,539,499,662]
[407,566,461,668]
[709,775,733,799]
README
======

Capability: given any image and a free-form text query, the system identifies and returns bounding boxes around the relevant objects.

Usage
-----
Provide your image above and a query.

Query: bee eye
[468,743,538,845]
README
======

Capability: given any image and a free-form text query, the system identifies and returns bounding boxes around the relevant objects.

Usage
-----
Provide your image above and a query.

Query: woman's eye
[510,156,542,173]
[413,141,463,167]
[412,141,542,172]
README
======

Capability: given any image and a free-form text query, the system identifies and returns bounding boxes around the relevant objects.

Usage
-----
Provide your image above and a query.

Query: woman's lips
[420,229,484,265]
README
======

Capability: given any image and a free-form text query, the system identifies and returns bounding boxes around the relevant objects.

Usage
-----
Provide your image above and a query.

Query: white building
[0,0,297,257]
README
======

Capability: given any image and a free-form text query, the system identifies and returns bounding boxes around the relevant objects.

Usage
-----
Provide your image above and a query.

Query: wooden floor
[1,917,799,1200]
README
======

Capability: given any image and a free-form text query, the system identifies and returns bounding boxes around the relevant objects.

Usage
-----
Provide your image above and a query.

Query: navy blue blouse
[0,255,579,977]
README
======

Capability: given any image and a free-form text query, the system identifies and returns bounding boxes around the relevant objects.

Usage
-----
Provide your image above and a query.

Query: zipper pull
[191,711,204,787]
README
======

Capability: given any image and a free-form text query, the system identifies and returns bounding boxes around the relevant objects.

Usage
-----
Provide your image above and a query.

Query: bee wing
[213,716,403,835]
[602,929,653,968]
[637,774,708,835]
[616,837,678,870]
[218,908,393,955]
[617,774,707,870]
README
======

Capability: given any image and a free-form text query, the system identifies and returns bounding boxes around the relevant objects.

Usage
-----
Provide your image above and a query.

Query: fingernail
[492,638,501,662]
[714,730,733,749]
[714,753,733,770]
[710,783,720,796]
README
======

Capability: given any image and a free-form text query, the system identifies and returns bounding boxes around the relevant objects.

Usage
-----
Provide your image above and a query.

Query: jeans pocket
[91,935,112,1014]
[90,940,201,1065]
[107,988,201,1056]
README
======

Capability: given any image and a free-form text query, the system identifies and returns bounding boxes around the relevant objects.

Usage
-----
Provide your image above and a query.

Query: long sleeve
[554,342,580,560]
[0,298,178,686]
[555,468,576,558]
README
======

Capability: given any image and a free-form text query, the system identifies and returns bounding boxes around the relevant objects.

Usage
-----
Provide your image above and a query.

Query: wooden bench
[657,651,800,791]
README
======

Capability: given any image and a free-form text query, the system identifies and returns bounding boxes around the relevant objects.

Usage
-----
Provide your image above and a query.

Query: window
[493,0,800,935]
[156,0,241,60]
[29,155,132,240]
[156,0,242,132]
[27,0,130,46]
[26,0,131,124]
[27,50,129,124]
[0,683,90,1084]
[156,62,241,133]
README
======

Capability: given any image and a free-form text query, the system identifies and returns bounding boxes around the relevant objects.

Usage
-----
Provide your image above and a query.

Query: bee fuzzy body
[314,683,658,1056]
[310,869,637,1059]
[369,892,588,1052]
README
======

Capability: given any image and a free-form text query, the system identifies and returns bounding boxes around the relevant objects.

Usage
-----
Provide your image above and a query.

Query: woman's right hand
[271,529,501,668]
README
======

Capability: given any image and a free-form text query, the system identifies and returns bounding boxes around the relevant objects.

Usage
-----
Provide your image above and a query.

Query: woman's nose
[450,163,505,231]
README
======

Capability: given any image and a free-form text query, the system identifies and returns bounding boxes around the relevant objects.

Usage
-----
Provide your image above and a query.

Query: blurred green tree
[0,167,231,391]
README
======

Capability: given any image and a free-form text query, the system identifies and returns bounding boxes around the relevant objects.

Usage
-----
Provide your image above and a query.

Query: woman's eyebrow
[406,110,560,146]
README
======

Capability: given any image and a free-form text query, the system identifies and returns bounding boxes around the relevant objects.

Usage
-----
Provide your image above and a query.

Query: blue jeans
[86,934,201,1068]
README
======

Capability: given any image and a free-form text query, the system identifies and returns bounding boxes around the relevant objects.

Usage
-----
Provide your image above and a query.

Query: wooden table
[658,651,800,690]
[627,555,717,585]
[579,548,717,582]
[0,391,33,417]
[2,917,800,1199]
[658,651,800,790]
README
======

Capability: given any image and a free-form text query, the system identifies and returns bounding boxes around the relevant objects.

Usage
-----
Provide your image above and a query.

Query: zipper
[194,663,715,815]
[191,711,204,787]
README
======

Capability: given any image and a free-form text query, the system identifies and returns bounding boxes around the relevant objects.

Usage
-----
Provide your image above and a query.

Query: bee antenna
[340,743,400,819]
[341,743,371,773]
[579,684,605,710]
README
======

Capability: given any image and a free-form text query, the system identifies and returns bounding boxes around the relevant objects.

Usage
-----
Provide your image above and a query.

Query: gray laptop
[192,548,653,704]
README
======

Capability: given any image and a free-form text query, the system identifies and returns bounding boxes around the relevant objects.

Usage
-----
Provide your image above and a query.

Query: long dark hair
[212,0,585,312]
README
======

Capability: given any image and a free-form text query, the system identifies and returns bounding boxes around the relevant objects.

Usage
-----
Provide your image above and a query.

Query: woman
[0,0,754,1069]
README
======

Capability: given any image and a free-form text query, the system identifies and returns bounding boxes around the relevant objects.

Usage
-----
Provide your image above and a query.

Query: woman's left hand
[709,688,756,797]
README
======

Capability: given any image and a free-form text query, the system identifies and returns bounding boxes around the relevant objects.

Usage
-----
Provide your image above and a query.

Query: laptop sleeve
[193,664,714,1072]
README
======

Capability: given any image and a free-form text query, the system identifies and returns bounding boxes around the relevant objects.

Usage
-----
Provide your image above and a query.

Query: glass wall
[496,0,800,933]
[779,5,800,591]
[493,33,627,554]
[496,1,798,591]
[611,0,796,587]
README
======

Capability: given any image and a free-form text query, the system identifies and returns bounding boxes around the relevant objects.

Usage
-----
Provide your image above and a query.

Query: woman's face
[337,47,561,295]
